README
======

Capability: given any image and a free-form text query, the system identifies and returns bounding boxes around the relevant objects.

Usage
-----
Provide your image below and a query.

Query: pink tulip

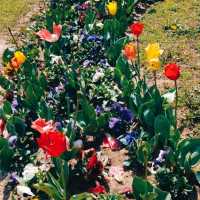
[36,24,62,42]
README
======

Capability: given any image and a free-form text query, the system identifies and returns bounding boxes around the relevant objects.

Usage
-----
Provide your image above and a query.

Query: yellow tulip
[147,58,161,71]
[145,43,163,60]
[14,51,26,65]
[106,1,118,16]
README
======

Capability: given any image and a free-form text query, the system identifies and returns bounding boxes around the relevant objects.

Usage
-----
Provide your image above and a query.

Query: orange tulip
[123,42,137,61]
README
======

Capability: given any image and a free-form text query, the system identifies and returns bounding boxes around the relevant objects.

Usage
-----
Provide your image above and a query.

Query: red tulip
[0,119,5,135]
[37,130,69,157]
[86,154,103,177]
[86,154,98,170]
[36,24,62,42]
[31,118,56,134]
[88,182,106,194]
[164,63,180,80]
[129,22,144,37]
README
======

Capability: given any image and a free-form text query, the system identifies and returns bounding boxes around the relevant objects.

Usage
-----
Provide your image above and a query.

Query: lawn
[141,0,200,136]
[0,0,39,31]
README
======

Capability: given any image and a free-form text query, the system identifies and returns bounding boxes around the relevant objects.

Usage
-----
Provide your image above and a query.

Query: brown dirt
[102,148,133,195]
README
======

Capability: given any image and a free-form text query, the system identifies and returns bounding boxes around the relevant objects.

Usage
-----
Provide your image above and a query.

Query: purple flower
[119,108,134,122]
[99,59,110,67]
[11,98,19,113]
[109,117,121,129]
[9,172,18,184]
[83,60,92,67]
[8,136,17,148]
[86,35,103,43]
[154,149,170,166]
[112,102,123,113]
[95,105,103,115]
[55,84,64,94]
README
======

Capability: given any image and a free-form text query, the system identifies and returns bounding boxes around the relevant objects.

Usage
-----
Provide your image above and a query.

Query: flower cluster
[0,1,197,200]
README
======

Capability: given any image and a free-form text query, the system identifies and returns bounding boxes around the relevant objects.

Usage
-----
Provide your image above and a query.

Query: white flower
[73,139,83,149]
[17,185,34,197]
[50,54,63,64]
[73,34,79,43]
[96,22,104,29]
[92,69,104,82]
[162,90,176,104]
[22,163,39,182]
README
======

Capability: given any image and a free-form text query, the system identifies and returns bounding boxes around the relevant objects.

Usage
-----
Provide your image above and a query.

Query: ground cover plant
[0,0,199,199]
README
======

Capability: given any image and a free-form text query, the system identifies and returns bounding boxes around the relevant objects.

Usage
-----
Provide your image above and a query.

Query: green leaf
[0,76,13,90]
[0,137,14,172]
[34,183,63,200]
[154,115,170,144]
[70,193,94,200]
[133,176,172,200]
[107,36,129,62]
[177,138,200,172]
[2,47,16,63]
[3,101,13,115]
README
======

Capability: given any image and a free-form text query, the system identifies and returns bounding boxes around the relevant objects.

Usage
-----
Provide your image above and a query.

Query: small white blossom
[96,22,104,29]
[17,185,34,197]
[73,34,79,43]
[163,90,176,104]
[92,69,104,82]
[22,163,39,182]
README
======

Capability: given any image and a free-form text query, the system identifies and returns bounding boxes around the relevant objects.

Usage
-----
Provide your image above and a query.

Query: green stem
[131,61,140,82]
[175,80,178,130]
[153,71,157,87]
[136,36,141,80]
[144,151,148,179]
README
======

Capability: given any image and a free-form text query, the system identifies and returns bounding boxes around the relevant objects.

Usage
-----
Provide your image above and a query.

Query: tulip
[106,1,117,16]
[88,182,106,194]
[145,43,163,86]
[147,58,161,86]
[36,24,62,43]
[31,118,56,134]
[14,51,26,65]
[11,51,26,70]
[164,63,181,130]
[147,58,161,71]
[37,130,69,157]
[145,43,163,60]
[129,22,144,37]
[123,42,137,61]
[164,63,180,81]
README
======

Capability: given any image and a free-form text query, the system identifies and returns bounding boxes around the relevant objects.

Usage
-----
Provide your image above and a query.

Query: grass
[0,0,39,32]
[141,0,200,67]
[141,0,200,135]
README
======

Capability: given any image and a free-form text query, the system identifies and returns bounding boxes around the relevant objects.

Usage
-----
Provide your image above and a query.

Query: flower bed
[0,1,199,199]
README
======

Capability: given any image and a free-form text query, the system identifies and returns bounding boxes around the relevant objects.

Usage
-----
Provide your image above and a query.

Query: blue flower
[112,102,123,113]
[119,108,134,122]
[85,34,103,43]
[118,131,139,146]
[95,105,103,115]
